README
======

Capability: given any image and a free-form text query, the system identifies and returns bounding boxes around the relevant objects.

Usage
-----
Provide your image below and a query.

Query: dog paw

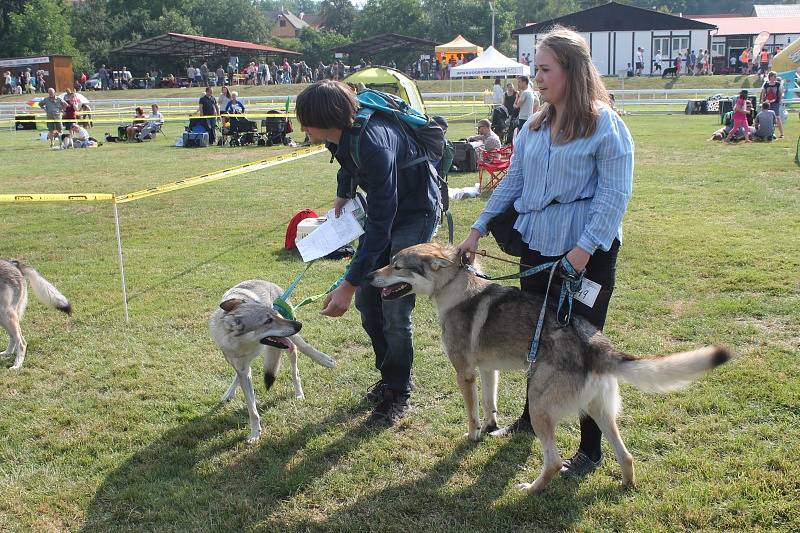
[321,356,336,368]
[464,430,481,441]
[481,421,499,434]
[517,482,534,492]
[247,432,261,443]
[220,391,234,402]
[294,391,305,399]
[9,364,22,370]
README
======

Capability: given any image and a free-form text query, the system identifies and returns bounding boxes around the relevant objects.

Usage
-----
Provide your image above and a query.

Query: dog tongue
[284,337,296,351]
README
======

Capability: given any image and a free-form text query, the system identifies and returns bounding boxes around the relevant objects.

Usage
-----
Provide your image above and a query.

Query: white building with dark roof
[511,1,716,76]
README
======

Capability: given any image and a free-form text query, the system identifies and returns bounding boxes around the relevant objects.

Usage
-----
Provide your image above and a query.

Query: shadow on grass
[80,400,376,531]
[303,432,624,531]
[80,393,625,531]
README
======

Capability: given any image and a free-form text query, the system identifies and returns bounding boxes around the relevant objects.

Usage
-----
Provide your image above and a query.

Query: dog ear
[429,257,451,271]
[220,298,244,313]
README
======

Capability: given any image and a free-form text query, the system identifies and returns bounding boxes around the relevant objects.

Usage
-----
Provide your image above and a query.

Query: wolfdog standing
[0,259,71,369]
[368,243,733,493]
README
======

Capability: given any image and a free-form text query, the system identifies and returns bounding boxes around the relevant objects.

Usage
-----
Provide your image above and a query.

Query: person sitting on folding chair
[135,103,164,141]
[468,119,502,151]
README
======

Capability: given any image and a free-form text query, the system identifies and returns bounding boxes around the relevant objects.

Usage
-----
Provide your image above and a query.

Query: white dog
[209,280,336,442]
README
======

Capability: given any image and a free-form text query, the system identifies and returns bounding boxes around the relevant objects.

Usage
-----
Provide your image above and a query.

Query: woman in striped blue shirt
[458,26,634,479]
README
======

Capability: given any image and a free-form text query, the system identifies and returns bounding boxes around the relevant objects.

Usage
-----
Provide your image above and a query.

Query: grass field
[1,112,799,532]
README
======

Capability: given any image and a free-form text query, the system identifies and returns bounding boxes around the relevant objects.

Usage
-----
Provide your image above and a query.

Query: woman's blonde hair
[530,25,610,142]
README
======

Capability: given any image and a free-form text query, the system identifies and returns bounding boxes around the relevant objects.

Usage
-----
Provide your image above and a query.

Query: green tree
[319,0,356,36]
[286,27,350,65]
[353,0,428,40]
[187,0,272,43]
[1,0,79,58]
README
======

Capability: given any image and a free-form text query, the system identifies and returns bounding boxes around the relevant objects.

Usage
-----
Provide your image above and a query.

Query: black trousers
[519,239,621,460]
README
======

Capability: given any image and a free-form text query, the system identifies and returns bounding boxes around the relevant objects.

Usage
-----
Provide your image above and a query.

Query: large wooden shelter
[111,33,299,60]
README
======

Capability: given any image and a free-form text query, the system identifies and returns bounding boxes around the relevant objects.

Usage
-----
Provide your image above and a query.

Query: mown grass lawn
[0,112,798,532]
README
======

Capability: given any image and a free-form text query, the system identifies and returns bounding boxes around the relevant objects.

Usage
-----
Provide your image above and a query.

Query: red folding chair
[477,145,513,191]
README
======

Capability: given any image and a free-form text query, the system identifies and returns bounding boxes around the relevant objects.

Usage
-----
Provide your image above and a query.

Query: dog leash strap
[279,261,314,302]
[293,271,347,309]
[554,257,584,327]
[291,251,357,310]
[527,262,559,373]
[488,260,558,281]
[469,260,558,281]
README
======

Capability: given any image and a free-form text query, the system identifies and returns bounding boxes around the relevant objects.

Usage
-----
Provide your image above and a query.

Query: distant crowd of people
[2,67,48,94]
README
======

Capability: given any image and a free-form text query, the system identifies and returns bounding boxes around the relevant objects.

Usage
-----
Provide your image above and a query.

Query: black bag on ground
[487,205,525,257]
[15,115,36,130]
[452,140,481,172]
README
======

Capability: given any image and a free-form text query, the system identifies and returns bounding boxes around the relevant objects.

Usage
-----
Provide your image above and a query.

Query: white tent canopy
[450,46,530,78]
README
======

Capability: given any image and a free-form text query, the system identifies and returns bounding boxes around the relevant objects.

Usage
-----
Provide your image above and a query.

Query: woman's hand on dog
[457,229,482,264]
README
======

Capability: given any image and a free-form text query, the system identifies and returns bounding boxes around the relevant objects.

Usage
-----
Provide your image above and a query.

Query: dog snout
[366,270,387,287]
[290,320,302,333]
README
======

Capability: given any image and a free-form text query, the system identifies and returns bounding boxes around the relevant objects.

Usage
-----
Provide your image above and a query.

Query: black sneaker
[363,380,387,403]
[366,389,410,427]
[560,451,603,478]
[488,415,534,437]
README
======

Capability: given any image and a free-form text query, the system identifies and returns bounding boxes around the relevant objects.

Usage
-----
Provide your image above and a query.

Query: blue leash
[464,253,584,373]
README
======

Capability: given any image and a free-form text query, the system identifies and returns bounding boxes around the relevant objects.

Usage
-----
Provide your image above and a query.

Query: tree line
[0,0,792,75]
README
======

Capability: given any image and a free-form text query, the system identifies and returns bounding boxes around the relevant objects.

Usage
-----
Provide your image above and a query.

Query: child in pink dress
[726,89,752,143]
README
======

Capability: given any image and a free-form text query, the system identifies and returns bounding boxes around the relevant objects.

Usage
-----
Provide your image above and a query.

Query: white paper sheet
[295,198,365,262]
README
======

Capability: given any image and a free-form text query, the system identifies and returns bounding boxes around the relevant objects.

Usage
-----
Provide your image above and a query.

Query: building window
[279,19,286,27]
[652,36,670,56]
[711,43,726,57]
[671,36,689,55]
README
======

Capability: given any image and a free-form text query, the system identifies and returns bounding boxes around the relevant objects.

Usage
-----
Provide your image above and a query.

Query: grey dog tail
[263,350,281,390]
[13,260,72,315]
[612,345,733,393]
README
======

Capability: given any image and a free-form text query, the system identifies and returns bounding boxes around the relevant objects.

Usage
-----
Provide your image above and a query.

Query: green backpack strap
[347,108,374,197]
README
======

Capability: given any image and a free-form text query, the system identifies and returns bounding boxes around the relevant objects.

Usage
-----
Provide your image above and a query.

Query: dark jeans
[204,119,216,145]
[355,212,439,397]
[519,239,621,460]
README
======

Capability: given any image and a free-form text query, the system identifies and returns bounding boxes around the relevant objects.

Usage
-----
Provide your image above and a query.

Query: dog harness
[463,255,584,374]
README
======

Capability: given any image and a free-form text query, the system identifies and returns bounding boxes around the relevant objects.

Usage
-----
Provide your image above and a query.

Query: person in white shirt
[635,47,644,76]
[69,124,95,147]
[187,65,195,87]
[135,104,164,141]
[513,75,539,138]
[468,119,502,151]
[492,77,504,106]
[653,51,662,74]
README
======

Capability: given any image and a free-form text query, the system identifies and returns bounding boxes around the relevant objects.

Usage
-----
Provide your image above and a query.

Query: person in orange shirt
[759,49,770,74]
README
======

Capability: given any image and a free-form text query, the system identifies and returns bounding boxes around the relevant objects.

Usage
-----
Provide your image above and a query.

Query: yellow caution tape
[0,193,114,203]
[114,145,326,203]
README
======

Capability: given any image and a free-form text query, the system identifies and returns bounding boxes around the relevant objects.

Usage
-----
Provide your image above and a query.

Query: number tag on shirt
[573,278,601,308]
